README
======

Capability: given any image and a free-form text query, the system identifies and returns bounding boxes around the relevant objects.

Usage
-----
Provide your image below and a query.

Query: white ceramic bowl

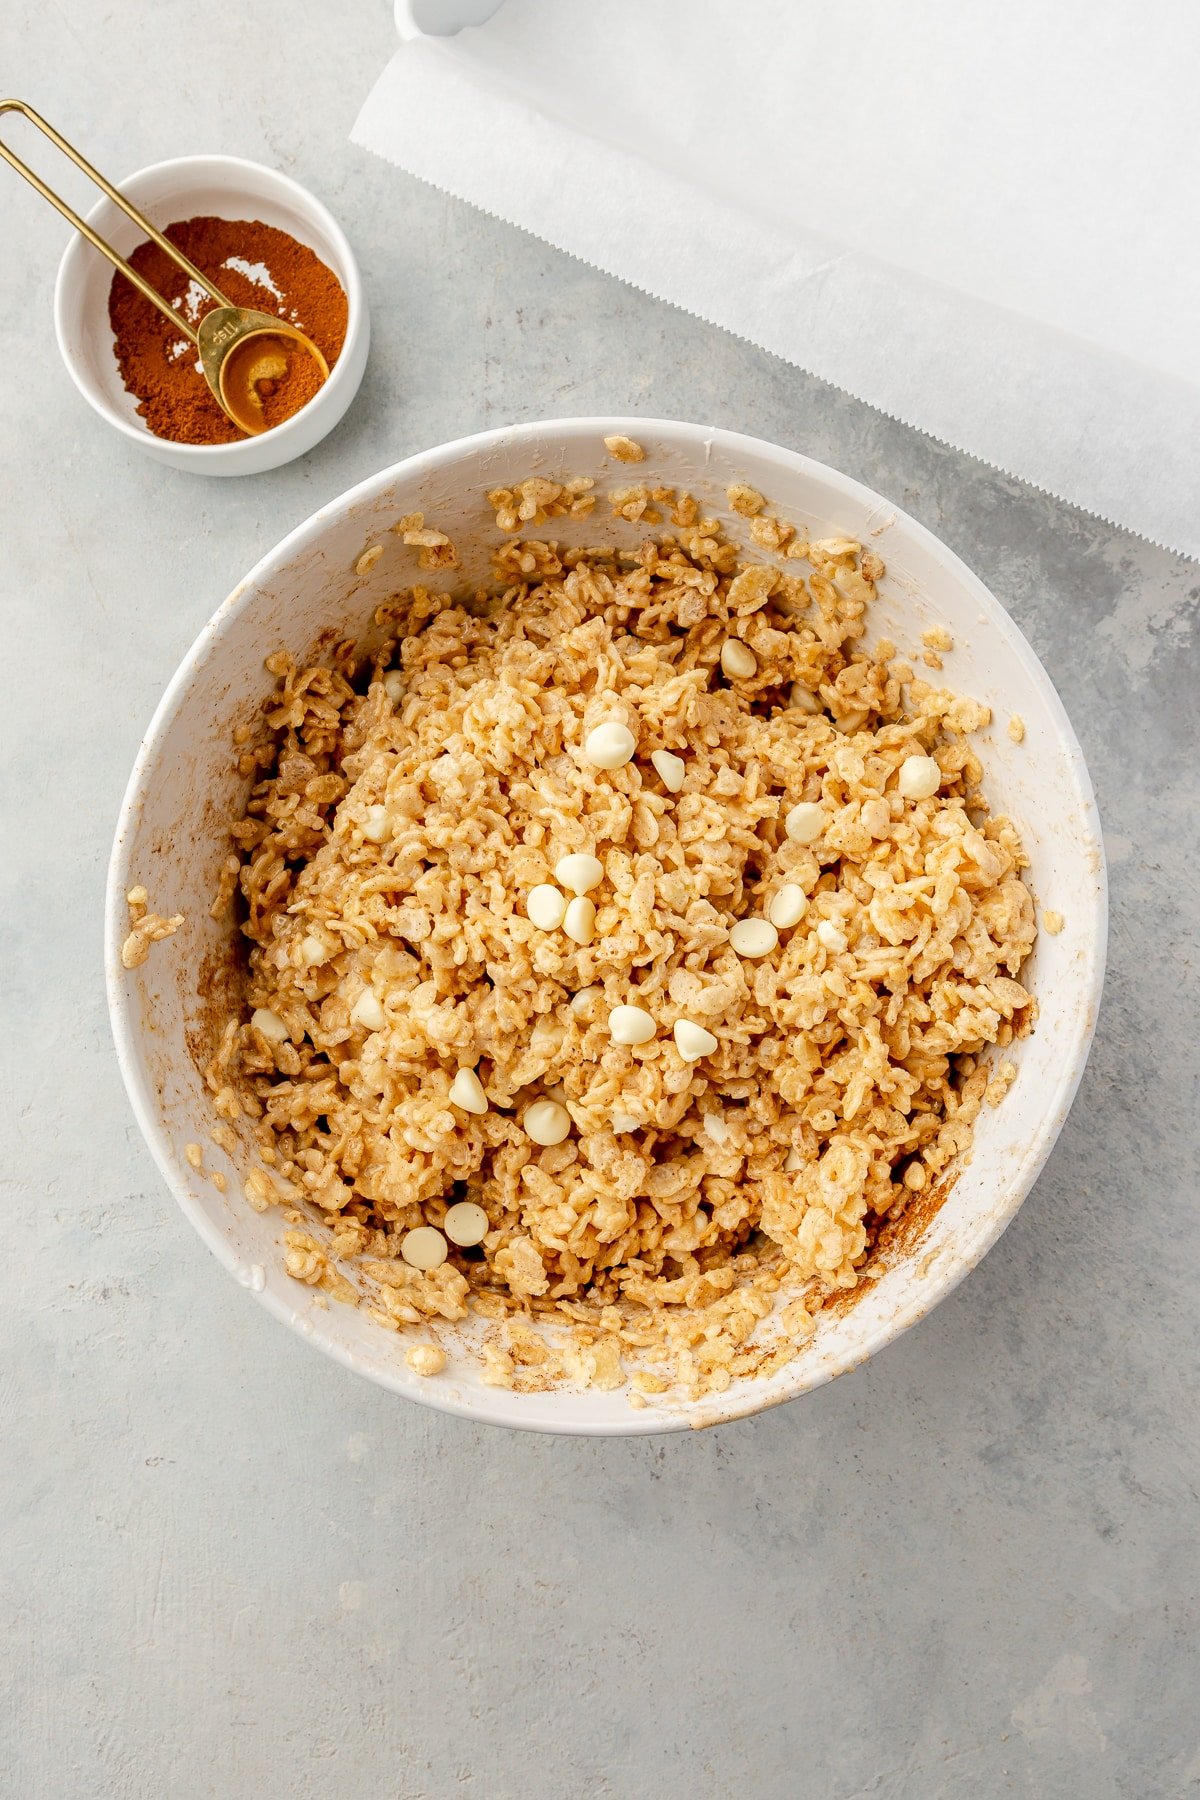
[54,154,368,475]
[106,418,1106,1433]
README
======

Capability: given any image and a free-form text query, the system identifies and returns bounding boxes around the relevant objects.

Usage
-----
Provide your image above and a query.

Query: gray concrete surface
[2,6,1197,1798]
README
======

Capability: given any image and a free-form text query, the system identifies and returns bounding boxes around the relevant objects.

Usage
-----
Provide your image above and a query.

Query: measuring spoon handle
[0,99,234,340]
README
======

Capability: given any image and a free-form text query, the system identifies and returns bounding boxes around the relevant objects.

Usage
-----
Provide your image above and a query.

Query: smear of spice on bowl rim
[107,216,347,444]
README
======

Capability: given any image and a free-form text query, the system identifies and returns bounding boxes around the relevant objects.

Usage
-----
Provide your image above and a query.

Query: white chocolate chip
[406,1343,446,1376]
[362,804,390,843]
[816,920,848,953]
[523,1100,572,1146]
[897,754,941,800]
[650,749,686,792]
[563,896,597,945]
[583,720,636,769]
[784,801,825,844]
[350,989,385,1031]
[527,884,568,930]
[400,1225,448,1271]
[382,669,404,704]
[610,1111,640,1134]
[530,1016,565,1058]
[789,683,822,713]
[448,1068,488,1114]
[251,1006,288,1043]
[768,884,807,930]
[704,1114,730,1144]
[784,1148,803,1171]
[570,986,601,1018]
[299,933,327,967]
[674,1019,718,1062]
[608,1004,657,1046]
[720,638,758,680]
[555,853,604,895]
[443,1200,489,1246]
[729,918,778,958]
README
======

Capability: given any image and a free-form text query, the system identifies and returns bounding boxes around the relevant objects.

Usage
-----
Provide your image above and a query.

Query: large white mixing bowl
[106,418,1106,1433]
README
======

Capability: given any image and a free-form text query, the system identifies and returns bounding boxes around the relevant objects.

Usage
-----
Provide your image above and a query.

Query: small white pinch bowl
[54,153,368,475]
[106,418,1106,1432]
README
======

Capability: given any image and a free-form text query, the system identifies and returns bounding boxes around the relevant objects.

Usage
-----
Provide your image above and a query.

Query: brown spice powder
[259,346,327,432]
[108,215,348,444]
[219,333,327,433]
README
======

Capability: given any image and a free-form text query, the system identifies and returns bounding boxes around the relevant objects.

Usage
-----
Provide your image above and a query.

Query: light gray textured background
[2,7,1197,1798]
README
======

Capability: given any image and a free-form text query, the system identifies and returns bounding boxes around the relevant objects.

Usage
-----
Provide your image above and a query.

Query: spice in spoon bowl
[218,330,325,434]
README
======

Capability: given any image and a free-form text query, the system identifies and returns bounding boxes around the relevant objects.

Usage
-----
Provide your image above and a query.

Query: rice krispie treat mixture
[206,469,1036,1400]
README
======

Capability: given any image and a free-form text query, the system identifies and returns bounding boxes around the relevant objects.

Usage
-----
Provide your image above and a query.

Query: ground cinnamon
[108,216,348,444]
[258,350,324,430]
[220,332,327,433]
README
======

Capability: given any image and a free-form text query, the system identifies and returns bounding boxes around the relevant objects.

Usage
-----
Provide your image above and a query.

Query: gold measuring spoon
[0,100,329,437]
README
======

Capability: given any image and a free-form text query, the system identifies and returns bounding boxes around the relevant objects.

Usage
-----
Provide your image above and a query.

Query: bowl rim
[52,151,366,462]
[105,415,1108,1434]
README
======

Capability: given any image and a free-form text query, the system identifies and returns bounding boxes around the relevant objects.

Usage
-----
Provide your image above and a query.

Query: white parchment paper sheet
[354,0,1200,557]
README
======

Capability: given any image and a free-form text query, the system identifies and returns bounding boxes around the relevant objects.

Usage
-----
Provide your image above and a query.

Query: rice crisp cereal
[121,885,183,970]
[206,478,1037,1401]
